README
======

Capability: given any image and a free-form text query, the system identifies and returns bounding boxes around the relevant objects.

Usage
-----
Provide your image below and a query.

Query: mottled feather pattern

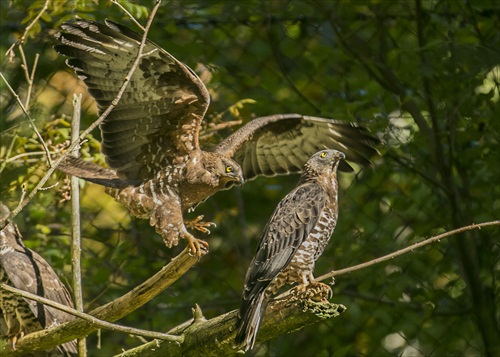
[235,150,344,351]
[0,206,77,356]
[55,20,377,256]
[246,183,325,288]
[56,19,209,180]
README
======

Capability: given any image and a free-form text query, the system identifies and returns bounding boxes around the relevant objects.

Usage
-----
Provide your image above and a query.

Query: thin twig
[199,119,243,140]
[111,0,146,31]
[0,0,162,232]
[27,52,39,108]
[206,120,243,133]
[5,0,50,62]
[38,182,59,191]
[0,132,19,174]
[18,45,31,84]
[5,245,200,355]
[16,46,39,109]
[0,151,49,163]
[0,284,181,342]
[267,27,320,114]
[70,93,86,356]
[0,72,52,166]
[316,220,500,282]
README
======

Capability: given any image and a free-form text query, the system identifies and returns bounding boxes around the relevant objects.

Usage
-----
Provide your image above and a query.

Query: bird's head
[214,156,245,189]
[303,149,346,178]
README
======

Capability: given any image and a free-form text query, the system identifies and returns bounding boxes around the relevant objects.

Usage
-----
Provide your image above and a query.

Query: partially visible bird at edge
[0,204,77,356]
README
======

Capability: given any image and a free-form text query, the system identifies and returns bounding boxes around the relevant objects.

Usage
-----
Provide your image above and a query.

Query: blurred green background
[1,0,499,356]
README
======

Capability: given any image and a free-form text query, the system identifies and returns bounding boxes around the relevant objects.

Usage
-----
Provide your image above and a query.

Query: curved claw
[185,232,209,257]
[10,331,24,350]
[293,281,333,302]
[185,215,217,234]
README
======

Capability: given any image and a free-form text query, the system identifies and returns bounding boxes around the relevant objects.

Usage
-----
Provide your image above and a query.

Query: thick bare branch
[117,297,345,356]
[0,284,178,341]
[1,246,203,355]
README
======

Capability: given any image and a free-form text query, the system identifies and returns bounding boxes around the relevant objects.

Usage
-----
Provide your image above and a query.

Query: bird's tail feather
[57,156,134,188]
[234,292,268,351]
[58,339,78,356]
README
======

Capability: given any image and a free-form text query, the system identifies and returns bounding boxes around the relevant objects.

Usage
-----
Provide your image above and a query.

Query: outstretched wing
[215,114,379,180]
[242,182,325,300]
[55,20,210,180]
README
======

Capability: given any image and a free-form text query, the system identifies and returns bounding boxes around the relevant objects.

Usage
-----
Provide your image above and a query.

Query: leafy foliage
[1,0,499,356]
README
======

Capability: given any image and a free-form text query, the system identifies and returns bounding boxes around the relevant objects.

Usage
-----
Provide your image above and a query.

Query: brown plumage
[234,149,344,351]
[0,204,77,356]
[54,20,378,255]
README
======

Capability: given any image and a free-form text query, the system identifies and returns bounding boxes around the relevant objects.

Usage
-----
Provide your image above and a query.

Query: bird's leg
[181,229,209,257]
[10,331,23,350]
[292,273,332,302]
[185,215,217,234]
[305,274,333,301]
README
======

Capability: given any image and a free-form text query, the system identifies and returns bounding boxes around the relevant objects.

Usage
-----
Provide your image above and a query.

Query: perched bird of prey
[234,149,345,351]
[0,204,77,356]
[54,20,378,256]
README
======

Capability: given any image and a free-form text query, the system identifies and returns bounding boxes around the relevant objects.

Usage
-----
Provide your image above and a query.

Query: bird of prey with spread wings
[0,204,77,356]
[54,20,378,256]
[234,149,344,351]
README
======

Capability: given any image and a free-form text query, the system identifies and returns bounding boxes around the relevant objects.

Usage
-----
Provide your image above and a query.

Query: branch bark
[70,93,86,356]
[1,247,205,356]
[118,298,345,356]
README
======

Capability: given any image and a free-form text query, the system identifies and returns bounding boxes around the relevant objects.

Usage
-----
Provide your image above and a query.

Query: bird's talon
[291,282,332,302]
[185,215,217,234]
[186,236,209,257]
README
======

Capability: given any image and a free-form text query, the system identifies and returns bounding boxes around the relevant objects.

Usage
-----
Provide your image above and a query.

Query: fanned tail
[57,156,136,188]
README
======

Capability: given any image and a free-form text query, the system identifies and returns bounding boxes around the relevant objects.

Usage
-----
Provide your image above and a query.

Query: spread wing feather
[55,19,210,180]
[215,114,379,180]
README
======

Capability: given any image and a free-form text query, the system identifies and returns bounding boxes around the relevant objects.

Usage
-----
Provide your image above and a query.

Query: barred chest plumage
[269,181,339,294]
[0,265,43,339]
[106,162,187,219]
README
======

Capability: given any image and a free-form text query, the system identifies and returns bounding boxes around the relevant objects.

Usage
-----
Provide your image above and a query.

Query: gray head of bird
[209,155,244,189]
[302,149,346,178]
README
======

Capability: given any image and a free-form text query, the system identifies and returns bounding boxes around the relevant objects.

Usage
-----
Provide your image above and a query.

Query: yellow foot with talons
[292,282,333,302]
[185,234,209,257]
[185,215,217,234]
[10,331,24,350]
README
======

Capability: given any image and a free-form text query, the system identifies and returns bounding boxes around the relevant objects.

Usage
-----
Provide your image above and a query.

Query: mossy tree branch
[118,297,345,357]
[1,247,204,356]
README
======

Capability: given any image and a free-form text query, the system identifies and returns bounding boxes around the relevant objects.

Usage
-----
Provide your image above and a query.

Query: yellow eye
[226,166,233,173]
[320,152,327,158]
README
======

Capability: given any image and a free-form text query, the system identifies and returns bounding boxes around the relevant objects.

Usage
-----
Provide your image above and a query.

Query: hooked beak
[224,175,244,189]
[236,174,245,186]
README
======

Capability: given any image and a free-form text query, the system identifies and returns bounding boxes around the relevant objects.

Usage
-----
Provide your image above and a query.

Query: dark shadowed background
[1,1,498,356]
